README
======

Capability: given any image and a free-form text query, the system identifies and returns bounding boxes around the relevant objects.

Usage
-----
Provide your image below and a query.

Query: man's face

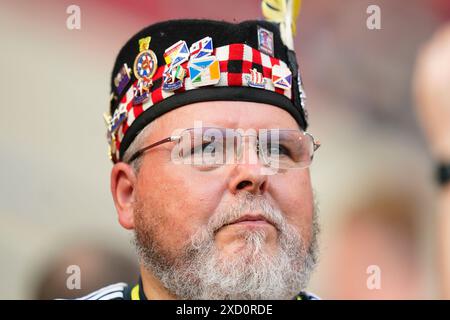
[127,101,319,299]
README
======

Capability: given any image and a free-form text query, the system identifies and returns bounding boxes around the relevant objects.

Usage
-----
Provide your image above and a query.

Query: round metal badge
[133,50,158,80]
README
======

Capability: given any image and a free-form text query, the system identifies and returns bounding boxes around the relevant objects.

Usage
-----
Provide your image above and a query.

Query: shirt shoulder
[296,291,321,300]
[63,282,129,300]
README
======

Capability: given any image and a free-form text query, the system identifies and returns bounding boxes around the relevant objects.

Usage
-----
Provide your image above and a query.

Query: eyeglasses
[127,127,321,170]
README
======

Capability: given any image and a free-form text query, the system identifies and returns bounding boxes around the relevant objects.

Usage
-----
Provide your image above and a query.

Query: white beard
[134,192,320,300]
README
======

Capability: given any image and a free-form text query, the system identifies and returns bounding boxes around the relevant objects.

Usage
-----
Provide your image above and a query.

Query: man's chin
[214,233,279,258]
[216,242,276,260]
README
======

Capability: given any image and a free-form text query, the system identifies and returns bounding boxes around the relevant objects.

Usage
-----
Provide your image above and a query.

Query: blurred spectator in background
[33,242,138,299]
[321,185,427,299]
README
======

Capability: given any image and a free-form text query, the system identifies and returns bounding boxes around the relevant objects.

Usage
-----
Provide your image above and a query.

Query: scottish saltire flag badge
[272,64,292,89]
[163,65,186,91]
[163,40,189,67]
[188,55,220,87]
[257,26,274,57]
[246,68,266,89]
[133,36,158,80]
[114,63,131,95]
[189,36,214,59]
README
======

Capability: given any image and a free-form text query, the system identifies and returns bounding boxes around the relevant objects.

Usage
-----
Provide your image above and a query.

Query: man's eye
[190,141,217,155]
[268,144,291,156]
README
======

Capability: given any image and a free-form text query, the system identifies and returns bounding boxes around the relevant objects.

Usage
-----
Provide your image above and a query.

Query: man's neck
[139,265,178,300]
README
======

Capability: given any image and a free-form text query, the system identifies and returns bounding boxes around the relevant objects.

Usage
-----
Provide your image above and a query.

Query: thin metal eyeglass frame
[125,128,321,165]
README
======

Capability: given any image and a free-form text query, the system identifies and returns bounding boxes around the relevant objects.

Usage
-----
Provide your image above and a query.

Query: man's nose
[227,138,269,195]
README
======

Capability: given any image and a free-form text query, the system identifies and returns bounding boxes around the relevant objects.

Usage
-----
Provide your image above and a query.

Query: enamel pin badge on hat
[163,65,186,91]
[189,36,213,59]
[164,40,190,67]
[133,36,158,80]
[257,26,274,57]
[272,64,292,90]
[246,68,266,89]
[188,55,220,87]
[188,36,220,87]
[114,63,132,95]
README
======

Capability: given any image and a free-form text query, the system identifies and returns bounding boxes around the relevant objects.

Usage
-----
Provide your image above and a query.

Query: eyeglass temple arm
[313,140,321,151]
[305,132,321,152]
[127,136,178,163]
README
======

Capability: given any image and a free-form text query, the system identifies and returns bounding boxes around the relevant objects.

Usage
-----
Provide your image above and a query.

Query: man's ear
[111,162,137,230]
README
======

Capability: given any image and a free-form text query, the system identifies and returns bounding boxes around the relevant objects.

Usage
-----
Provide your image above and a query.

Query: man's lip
[223,214,275,228]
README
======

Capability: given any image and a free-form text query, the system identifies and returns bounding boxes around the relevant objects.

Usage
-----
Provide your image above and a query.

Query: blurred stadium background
[0,0,449,299]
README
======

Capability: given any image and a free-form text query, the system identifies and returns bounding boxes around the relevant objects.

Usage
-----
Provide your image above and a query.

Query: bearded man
[79,17,321,300]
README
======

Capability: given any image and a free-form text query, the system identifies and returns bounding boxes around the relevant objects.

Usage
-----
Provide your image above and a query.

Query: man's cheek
[282,175,313,208]
[155,205,203,247]
[136,193,197,250]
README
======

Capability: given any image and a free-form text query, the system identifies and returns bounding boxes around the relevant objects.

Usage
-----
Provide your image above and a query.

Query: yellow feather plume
[261,0,302,49]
